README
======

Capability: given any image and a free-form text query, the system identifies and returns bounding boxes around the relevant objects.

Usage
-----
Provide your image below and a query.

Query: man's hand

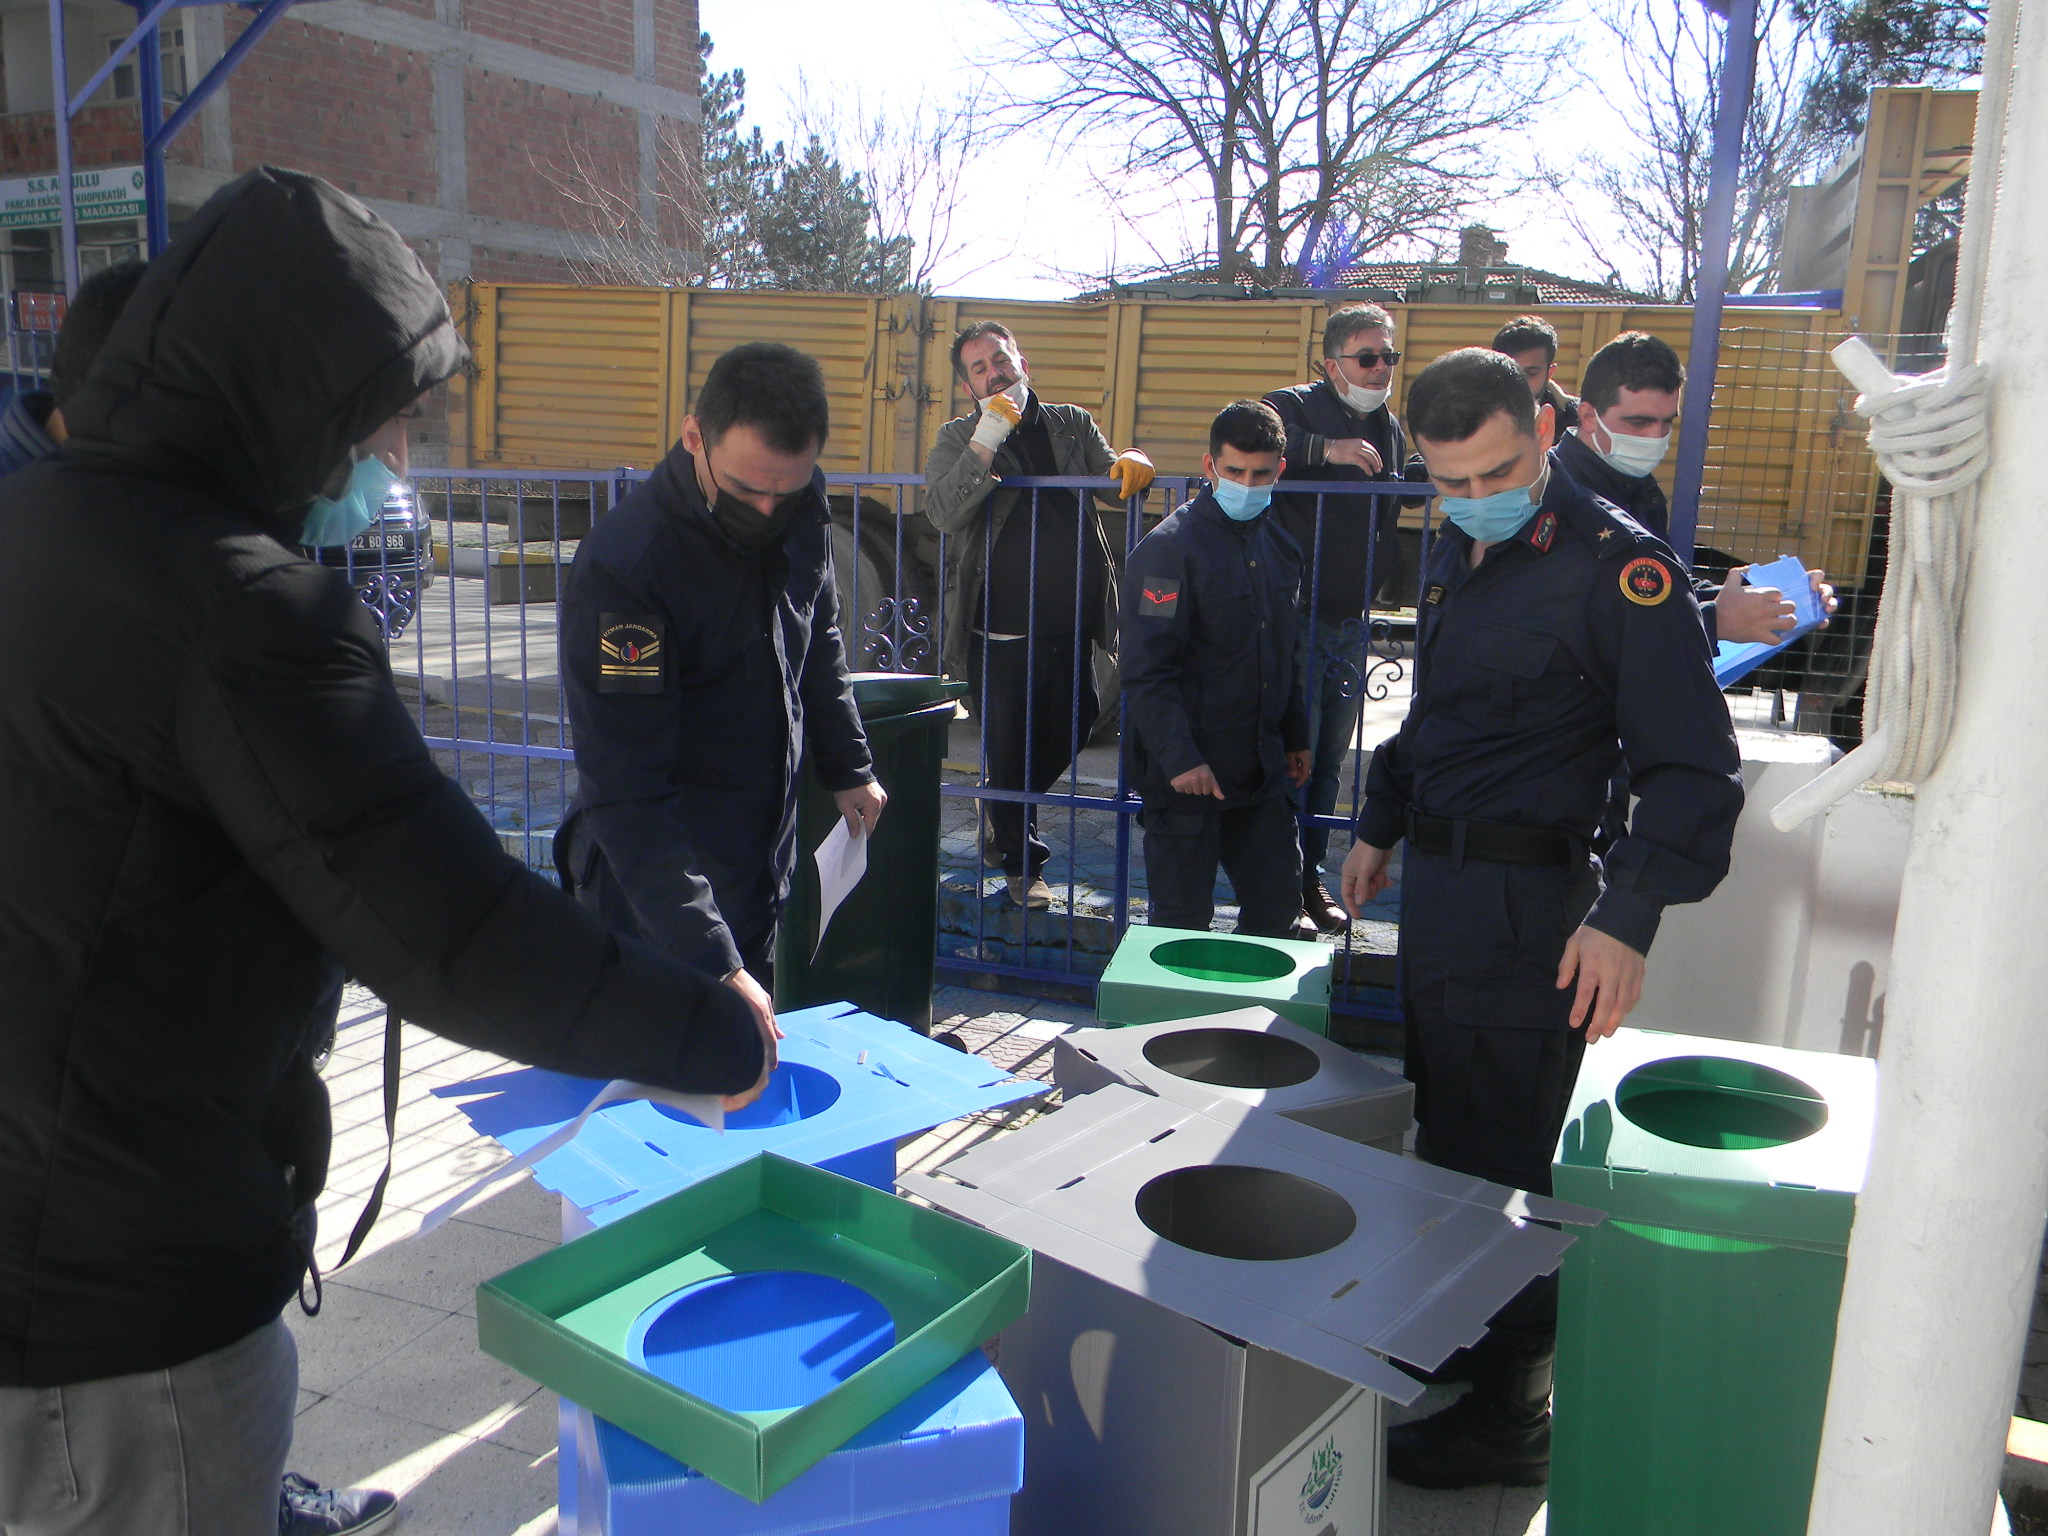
[720,966,782,1112]
[1170,763,1226,800]
[1286,749,1312,787]
[1323,438,1384,474]
[833,780,887,838]
[1339,839,1395,917]
[969,389,1025,459]
[1108,449,1155,499]
[1715,566,1798,646]
[1555,925,1645,1042]
[1810,569,1838,627]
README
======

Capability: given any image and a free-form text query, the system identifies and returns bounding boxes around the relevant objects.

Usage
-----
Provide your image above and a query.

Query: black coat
[1121,492,1310,806]
[0,169,762,1389]
[1262,379,1416,620]
[555,446,874,977]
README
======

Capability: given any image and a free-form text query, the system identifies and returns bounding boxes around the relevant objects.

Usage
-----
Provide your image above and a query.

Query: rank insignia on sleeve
[598,613,665,693]
[1619,557,1673,607]
[1528,511,1557,552]
[1425,585,1445,605]
[1140,582,1180,617]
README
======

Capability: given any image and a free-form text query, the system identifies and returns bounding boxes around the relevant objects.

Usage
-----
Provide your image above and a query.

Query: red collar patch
[1526,510,1558,553]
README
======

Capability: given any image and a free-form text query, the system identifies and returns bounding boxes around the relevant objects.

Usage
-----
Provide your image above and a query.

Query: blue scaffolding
[45,0,315,294]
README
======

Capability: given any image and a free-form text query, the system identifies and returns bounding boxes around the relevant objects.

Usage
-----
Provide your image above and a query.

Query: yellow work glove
[1107,450,1155,499]
[970,387,1026,453]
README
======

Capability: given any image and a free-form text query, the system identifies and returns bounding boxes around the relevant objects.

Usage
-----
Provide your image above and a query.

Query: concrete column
[432,0,469,282]
[633,0,658,237]
[189,5,232,173]
[1807,2,2048,1530]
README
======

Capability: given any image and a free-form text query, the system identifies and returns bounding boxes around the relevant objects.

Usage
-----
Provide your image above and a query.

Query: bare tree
[531,113,702,288]
[985,0,1561,287]
[1561,0,1846,301]
[788,78,999,294]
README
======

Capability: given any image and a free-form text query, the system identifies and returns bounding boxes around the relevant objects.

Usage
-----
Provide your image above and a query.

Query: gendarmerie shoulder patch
[1425,584,1446,605]
[1619,557,1673,607]
[598,613,665,693]
[1140,581,1180,617]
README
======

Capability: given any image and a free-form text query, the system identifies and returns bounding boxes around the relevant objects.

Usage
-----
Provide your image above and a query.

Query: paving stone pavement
[292,981,1555,1534]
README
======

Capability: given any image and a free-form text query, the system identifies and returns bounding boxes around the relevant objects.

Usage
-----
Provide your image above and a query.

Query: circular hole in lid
[627,1270,895,1412]
[651,1061,843,1131]
[1135,1165,1355,1261]
[1615,1056,1827,1151]
[1151,937,1294,984]
[1142,1027,1320,1090]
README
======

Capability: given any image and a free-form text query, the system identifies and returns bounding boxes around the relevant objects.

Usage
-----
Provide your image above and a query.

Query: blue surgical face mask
[1213,477,1272,521]
[1439,480,1539,543]
[300,451,401,548]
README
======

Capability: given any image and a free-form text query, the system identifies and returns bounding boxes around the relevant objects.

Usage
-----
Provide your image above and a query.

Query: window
[106,25,188,104]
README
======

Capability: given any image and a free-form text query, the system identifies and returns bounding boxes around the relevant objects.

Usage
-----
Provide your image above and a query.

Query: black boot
[1387,1333,1553,1489]
[1302,873,1348,933]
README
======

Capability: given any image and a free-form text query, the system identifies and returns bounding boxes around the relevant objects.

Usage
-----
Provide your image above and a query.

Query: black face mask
[701,445,810,552]
[712,485,807,552]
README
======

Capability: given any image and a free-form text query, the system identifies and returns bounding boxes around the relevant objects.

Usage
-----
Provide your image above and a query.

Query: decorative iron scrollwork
[356,574,419,644]
[864,595,933,672]
[1323,614,1406,702]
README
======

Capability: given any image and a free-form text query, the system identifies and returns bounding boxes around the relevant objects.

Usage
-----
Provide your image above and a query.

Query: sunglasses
[1332,349,1401,368]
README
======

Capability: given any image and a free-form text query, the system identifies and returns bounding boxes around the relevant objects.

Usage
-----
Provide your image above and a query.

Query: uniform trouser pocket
[1401,848,1597,1030]
[0,1385,77,1524]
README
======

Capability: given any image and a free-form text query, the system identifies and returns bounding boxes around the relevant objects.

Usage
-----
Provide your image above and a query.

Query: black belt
[1407,811,1576,867]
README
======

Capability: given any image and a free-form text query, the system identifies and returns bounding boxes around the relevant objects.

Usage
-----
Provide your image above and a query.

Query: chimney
[1459,225,1507,269]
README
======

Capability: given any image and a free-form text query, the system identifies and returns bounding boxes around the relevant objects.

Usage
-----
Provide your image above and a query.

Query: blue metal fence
[374,464,1427,1023]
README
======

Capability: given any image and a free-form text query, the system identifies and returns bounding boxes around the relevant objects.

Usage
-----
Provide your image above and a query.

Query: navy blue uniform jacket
[1121,491,1310,806]
[1552,428,1725,645]
[1262,378,1415,620]
[557,447,874,977]
[1358,461,1742,957]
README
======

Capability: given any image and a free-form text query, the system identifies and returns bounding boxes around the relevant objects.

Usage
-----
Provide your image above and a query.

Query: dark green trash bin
[776,673,967,1034]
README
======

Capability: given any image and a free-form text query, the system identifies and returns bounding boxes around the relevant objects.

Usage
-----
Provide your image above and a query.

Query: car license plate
[357,533,411,551]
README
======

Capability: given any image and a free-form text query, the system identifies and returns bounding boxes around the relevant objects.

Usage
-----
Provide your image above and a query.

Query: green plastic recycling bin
[776,672,967,1034]
[1549,1028,1877,1536]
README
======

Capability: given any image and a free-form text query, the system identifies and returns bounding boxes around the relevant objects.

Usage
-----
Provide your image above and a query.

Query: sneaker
[279,1473,398,1536]
[1007,873,1053,910]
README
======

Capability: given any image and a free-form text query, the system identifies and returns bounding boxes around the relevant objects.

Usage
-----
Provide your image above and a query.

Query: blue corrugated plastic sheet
[436,1002,1046,1217]
[1712,554,1831,688]
[576,1351,1022,1535]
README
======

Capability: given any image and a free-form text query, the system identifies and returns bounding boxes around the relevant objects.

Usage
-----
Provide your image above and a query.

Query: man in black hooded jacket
[0,167,768,1536]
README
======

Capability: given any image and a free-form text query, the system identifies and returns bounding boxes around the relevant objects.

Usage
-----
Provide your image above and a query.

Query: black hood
[61,166,466,540]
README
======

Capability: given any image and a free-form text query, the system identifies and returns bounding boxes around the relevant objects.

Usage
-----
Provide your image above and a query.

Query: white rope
[1770,338,1991,831]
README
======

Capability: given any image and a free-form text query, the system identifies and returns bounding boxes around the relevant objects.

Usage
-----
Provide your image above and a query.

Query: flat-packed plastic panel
[900,1085,1598,1404]
[440,1001,1046,1214]
[1054,1005,1412,1152]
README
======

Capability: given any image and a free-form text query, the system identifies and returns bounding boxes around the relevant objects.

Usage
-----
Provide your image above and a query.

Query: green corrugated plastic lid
[1554,1028,1876,1245]
[847,672,968,717]
[475,1153,1028,1504]
[1096,926,1333,1034]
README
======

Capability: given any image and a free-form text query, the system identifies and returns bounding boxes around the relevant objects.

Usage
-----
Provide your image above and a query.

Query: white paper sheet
[414,1079,724,1237]
[813,817,869,959]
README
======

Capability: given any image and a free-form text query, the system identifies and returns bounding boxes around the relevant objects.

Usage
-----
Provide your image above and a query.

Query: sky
[699,0,1629,301]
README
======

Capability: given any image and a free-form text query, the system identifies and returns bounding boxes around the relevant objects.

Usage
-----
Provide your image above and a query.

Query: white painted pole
[1807,3,2048,1532]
